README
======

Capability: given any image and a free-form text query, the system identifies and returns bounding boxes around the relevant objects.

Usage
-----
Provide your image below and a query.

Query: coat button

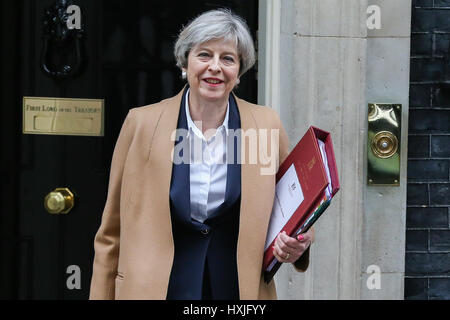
[201,229,209,235]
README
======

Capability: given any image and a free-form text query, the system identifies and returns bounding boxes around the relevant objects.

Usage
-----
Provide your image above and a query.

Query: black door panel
[0,0,257,299]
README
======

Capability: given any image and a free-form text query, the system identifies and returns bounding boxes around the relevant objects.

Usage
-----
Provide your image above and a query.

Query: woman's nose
[208,57,221,72]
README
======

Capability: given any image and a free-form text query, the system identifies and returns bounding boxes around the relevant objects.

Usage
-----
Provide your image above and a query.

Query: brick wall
[406,0,450,300]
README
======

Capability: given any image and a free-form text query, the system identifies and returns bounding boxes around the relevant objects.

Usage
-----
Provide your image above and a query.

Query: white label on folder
[264,164,304,251]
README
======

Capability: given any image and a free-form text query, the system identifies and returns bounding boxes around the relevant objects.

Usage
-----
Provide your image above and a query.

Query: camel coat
[89,88,311,300]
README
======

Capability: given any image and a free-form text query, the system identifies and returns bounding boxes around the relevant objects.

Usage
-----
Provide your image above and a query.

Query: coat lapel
[234,96,277,300]
[145,89,186,255]
[169,87,192,227]
[223,94,242,209]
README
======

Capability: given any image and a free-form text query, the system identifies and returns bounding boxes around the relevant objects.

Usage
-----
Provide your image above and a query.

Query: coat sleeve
[274,111,312,273]
[89,110,135,300]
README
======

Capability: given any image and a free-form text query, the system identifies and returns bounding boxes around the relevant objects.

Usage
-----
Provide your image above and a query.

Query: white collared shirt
[185,89,229,223]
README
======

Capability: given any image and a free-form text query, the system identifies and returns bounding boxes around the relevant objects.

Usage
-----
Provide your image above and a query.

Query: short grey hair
[174,9,256,77]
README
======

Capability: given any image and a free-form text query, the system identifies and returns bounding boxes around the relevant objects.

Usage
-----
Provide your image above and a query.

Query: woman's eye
[223,56,234,62]
[198,52,209,57]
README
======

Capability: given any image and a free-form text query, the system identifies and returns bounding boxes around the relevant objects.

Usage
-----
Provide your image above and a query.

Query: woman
[89,9,313,300]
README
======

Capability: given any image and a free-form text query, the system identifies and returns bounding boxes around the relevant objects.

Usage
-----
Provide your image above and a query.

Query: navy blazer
[166,87,242,300]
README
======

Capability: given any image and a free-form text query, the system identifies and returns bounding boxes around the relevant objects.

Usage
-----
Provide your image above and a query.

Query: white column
[258,0,281,114]
[258,0,411,300]
[258,0,411,299]
[270,0,369,299]
[362,0,411,300]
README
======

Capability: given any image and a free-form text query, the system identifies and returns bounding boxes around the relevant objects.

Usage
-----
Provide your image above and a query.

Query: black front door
[0,0,257,300]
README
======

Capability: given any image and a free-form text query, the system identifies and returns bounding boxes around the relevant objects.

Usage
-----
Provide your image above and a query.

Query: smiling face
[184,38,240,105]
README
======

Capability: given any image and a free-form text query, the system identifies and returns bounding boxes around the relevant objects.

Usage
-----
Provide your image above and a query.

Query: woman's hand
[272,228,313,264]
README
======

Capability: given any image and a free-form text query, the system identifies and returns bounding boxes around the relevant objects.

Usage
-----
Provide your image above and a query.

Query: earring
[236,79,240,85]
[182,71,187,80]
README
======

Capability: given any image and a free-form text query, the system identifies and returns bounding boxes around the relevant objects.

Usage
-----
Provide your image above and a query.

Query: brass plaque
[367,103,401,186]
[23,97,104,136]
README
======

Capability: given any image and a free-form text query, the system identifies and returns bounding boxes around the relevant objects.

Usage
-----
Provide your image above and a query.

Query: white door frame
[257,0,281,114]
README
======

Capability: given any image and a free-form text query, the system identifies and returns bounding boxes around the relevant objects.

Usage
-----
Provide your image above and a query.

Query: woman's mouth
[203,78,224,86]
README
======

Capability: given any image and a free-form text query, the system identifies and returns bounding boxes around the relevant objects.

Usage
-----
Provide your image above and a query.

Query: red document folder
[263,126,340,282]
